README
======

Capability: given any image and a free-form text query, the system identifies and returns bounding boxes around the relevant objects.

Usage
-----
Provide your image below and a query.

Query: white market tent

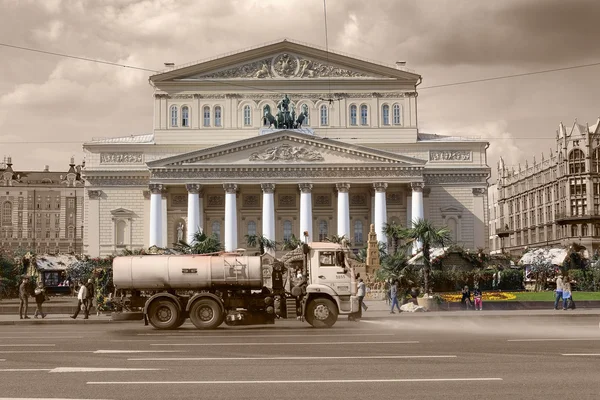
[407,247,449,266]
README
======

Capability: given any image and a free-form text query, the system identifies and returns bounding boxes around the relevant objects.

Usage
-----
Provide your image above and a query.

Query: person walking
[33,282,47,319]
[390,280,401,314]
[18,276,30,319]
[562,275,574,310]
[554,274,564,310]
[473,287,483,311]
[356,278,367,319]
[70,280,89,319]
[85,278,95,315]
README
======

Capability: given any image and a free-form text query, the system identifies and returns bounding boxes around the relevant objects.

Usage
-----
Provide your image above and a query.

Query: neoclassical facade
[82,40,490,257]
[489,117,600,256]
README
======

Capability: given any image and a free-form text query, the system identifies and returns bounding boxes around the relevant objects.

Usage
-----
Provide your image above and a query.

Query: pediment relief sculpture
[199,53,375,79]
[249,144,324,162]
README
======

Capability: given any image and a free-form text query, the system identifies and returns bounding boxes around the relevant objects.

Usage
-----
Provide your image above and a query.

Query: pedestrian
[18,276,30,319]
[473,287,483,311]
[554,274,564,310]
[33,282,47,319]
[461,285,473,309]
[85,278,95,315]
[390,280,401,314]
[356,278,367,318]
[70,280,89,319]
[562,275,575,310]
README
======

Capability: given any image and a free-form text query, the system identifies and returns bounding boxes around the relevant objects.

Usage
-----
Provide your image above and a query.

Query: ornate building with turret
[489,117,600,256]
[0,157,84,254]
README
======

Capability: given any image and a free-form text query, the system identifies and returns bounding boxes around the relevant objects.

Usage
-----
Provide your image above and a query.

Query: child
[473,287,483,311]
[33,282,47,319]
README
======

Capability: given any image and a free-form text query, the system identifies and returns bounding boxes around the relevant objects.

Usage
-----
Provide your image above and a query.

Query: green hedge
[569,268,600,292]
[430,268,524,292]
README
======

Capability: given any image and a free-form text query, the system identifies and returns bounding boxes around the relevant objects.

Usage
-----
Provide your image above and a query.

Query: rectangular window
[320,106,328,126]
[215,106,222,127]
[203,107,210,127]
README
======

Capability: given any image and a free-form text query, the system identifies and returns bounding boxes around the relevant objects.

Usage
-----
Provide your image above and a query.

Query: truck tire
[189,298,223,330]
[147,299,181,330]
[306,298,338,328]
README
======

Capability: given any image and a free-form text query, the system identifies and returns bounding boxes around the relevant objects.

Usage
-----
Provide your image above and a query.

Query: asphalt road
[0,315,598,400]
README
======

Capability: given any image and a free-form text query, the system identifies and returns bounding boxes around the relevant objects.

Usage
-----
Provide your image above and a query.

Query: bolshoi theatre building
[82,40,491,257]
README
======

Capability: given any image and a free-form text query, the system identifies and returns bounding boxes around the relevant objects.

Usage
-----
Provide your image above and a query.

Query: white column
[86,189,101,257]
[149,184,163,247]
[411,182,425,253]
[224,184,238,252]
[261,183,276,248]
[186,184,201,244]
[373,182,388,243]
[336,183,350,239]
[161,193,168,248]
[299,183,313,242]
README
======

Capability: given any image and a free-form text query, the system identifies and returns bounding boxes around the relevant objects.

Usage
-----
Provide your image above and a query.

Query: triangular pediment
[151,39,419,83]
[147,131,425,169]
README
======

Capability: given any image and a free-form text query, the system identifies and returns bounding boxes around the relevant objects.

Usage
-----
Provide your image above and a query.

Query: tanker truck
[111,242,365,330]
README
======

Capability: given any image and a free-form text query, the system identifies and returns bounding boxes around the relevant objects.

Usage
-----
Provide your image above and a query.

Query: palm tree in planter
[384,222,405,254]
[401,218,451,295]
[325,234,352,248]
[282,234,303,251]
[245,234,277,255]
[173,231,222,254]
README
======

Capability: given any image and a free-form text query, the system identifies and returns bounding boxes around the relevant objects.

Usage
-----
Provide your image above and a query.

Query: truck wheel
[189,298,223,330]
[306,298,338,328]
[148,299,181,330]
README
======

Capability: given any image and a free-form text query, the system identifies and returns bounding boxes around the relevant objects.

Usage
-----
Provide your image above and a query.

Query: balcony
[554,212,600,225]
[495,226,512,238]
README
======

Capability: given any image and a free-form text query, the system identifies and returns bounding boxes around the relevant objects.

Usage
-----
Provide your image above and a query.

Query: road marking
[151,341,418,346]
[0,359,5,361]
[88,377,503,385]
[508,338,600,342]
[128,355,457,361]
[0,336,83,339]
[562,353,600,356]
[0,398,114,400]
[0,344,55,347]
[0,351,93,354]
[0,367,164,373]
[115,333,395,341]
[93,350,183,354]
[138,328,382,335]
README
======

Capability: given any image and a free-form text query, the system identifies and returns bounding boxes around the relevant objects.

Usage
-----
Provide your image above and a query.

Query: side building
[489,118,600,256]
[0,157,85,255]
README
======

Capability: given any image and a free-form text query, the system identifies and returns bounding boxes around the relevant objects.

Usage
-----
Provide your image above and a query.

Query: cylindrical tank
[113,255,264,290]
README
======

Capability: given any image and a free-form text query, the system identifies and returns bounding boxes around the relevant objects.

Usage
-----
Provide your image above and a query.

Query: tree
[245,234,277,255]
[384,222,404,254]
[325,234,351,248]
[173,231,222,254]
[401,218,451,294]
[282,234,303,251]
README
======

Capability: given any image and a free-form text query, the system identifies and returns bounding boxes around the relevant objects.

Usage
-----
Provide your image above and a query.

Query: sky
[1,0,599,181]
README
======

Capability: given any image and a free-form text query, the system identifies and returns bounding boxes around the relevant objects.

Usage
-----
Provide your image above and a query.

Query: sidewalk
[0,313,121,325]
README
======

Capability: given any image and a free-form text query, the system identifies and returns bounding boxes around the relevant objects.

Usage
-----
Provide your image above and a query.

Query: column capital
[472,187,486,196]
[149,184,163,195]
[223,183,238,194]
[186,184,201,194]
[373,182,388,192]
[261,183,276,194]
[299,183,313,193]
[336,183,350,193]
[88,190,102,200]
[411,182,425,192]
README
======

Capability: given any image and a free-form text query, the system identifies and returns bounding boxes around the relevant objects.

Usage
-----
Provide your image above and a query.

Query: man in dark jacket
[85,279,95,314]
[19,276,30,319]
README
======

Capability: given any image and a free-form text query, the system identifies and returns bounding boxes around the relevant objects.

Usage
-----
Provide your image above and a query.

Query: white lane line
[88,377,503,385]
[0,351,93,354]
[0,359,5,361]
[93,350,184,354]
[508,338,600,342]
[0,336,83,339]
[128,355,457,361]
[0,369,51,372]
[0,344,55,347]
[115,333,395,341]
[0,398,114,400]
[562,353,600,356]
[0,367,164,373]
[151,341,418,347]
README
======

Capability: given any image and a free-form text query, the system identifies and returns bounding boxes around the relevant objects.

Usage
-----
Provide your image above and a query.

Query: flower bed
[441,291,517,302]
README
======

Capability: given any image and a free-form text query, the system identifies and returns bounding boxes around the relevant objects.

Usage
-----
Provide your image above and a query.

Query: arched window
[116,220,126,245]
[300,104,310,126]
[318,220,328,241]
[582,224,589,236]
[243,105,251,126]
[382,105,390,125]
[354,220,363,244]
[393,104,402,125]
[212,221,221,242]
[203,106,211,127]
[593,149,600,173]
[214,106,222,127]
[349,105,357,126]
[320,105,328,126]
[2,202,11,225]
[360,104,368,125]
[283,220,292,242]
[170,105,178,127]
[67,226,74,239]
[571,224,578,237]
[181,106,189,127]
[568,149,585,174]
[247,220,256,237]
[594,224,600,237]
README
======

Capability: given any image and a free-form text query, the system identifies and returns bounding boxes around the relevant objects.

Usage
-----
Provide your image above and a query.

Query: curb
[0,318,132,325]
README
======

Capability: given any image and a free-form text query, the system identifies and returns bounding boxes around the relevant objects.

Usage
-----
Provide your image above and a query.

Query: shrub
[569,268,600,292]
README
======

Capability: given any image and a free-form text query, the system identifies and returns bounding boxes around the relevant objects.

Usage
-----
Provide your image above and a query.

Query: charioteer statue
[263,94,309,130]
